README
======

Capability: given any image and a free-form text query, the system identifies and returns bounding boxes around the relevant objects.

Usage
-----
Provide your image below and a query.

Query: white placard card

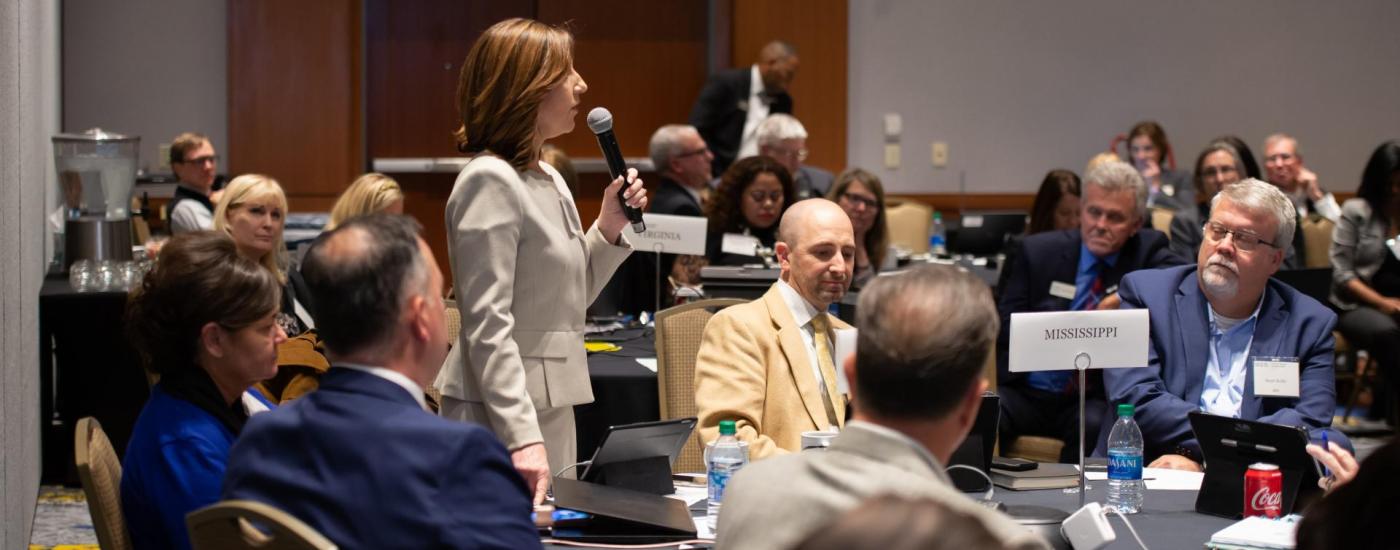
[832,328,857,395]
[1008,309,1149,372]
[630,213,708,256]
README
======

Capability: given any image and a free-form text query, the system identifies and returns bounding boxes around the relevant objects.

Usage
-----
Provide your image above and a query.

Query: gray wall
[850,0,1400,194]
[1,0,59,546]
[63,0,227,174]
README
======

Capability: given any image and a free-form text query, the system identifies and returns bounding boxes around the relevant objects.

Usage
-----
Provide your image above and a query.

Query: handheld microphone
[586,107,646,233]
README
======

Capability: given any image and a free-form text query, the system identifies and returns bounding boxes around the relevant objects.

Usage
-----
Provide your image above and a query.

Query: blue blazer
[996,228,1185,385]
[1101,265,1340,458]
[222,368,541,549]
[121,385,274,550]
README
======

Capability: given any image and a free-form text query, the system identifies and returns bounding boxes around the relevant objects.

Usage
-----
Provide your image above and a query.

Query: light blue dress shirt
[1027,244,1120,393]
[1199,301,1263,418]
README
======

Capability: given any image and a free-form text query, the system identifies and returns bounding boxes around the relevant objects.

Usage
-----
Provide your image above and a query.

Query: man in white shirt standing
[694,199,854,459]
[166,132,221,234]
[1264,133,1341,222]
[688,41,798,176]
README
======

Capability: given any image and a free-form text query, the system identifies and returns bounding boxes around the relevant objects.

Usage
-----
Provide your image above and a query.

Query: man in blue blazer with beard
[1102,179,1346,471]
[222,215,541,549]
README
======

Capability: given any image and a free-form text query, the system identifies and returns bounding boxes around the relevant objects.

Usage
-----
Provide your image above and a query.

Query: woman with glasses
[705,155,796,266]
[122,231,285,550]
[1167,140,1250,261]
[434,18,646,505]
[212,174,313,338]
[1331,140,1400,425]
[827,168,889,288]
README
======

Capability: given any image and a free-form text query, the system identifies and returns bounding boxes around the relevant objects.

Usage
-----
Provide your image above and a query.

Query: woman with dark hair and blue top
[1330,140,1400,425]
[121,231,285,550]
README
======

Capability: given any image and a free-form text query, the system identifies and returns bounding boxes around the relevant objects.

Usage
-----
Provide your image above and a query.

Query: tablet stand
[586,455,675,495]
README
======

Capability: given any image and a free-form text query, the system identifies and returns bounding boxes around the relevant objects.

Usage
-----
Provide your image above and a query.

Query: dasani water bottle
[1106,403,1144,513]
[707,419,748,530]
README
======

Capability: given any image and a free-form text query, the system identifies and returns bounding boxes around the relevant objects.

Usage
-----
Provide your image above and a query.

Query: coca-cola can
[1244,462,1283,518]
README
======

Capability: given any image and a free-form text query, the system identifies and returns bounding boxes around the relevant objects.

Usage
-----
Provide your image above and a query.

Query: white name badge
[631,213,708,256]
[1049,281,1077,300]
[1008,309,1150,372]
[833,328,857,395]
[721,233,762,257]
[1252,357,1301,398]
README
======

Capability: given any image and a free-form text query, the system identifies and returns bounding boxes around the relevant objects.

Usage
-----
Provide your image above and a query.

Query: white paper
[1049,281,1077,300]
[1253,358,1301,398]
[635,358,658,373]
[632,213,709,256]
[833,328,857,395]
[721,233,762,257]
[1008,309,1150,372]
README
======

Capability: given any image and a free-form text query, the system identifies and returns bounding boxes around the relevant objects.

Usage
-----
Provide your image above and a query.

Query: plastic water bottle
[929,211,948,256]
[707,420,748,530]
[1106,403,1144,514]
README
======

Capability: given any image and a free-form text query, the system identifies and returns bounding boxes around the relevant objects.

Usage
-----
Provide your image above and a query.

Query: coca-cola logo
[1250,486,1281,510]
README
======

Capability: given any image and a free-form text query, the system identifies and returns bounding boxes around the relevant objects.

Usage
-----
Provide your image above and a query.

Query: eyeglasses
[839,192,879,209]
[768,146,808,162]
[1200,165,1238,178]
[1265,153,1297,164]
[747,190,784,204]
[179,155,219,166]
[675,146,710,159]
[1203,221,1276,251]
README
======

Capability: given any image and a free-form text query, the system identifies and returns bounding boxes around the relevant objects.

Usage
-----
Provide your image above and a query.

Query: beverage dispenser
[52,128,139,269]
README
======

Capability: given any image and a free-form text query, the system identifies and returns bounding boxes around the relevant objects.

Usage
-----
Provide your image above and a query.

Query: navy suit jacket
[996,228,1185,385]
[688,67,793,175]
[222,368,541,549]
[1101,265,1339,459]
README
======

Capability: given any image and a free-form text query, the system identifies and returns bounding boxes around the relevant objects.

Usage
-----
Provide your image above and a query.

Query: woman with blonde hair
[325,172,403,230]
[213,174,312,336]
[434,17,646,504]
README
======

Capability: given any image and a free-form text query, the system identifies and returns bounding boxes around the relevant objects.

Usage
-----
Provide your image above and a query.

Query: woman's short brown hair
[705,155,795,234]
[126,231,280,376]
[454,18,574,170]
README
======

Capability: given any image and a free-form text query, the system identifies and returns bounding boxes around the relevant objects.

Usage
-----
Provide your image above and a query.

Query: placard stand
[1073,352,1091,508]
[651,243,664,315]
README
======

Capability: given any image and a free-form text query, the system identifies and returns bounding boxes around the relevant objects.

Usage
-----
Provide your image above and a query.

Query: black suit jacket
[688,66,793,175]
[995,228,1186,386]
[651,179,703,217]
[591,179,704,316]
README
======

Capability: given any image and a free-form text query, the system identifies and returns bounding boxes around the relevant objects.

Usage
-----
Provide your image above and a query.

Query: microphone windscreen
[586,107,613,134]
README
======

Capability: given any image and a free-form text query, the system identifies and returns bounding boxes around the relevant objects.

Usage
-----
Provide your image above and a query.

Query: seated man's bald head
[776,199,856,309]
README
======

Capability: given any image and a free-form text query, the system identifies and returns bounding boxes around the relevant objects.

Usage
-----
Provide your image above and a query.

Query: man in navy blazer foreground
[997,161,1186,462]
[223,215,541,549]
[1103,179,1344,471]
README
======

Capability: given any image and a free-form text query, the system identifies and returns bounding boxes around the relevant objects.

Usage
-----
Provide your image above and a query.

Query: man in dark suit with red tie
[996,161,1186,462]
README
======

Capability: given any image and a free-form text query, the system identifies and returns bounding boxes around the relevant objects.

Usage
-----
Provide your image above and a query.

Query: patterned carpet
[29,486,97,550]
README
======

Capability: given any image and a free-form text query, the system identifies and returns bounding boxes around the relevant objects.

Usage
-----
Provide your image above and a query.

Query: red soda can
[1243,463,1283,518]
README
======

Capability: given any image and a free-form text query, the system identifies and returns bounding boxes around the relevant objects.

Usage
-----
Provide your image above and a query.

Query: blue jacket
[222,368,541,549]
[997,228,1185,385]
[121,384,274,550]
[1101,265,1340,458]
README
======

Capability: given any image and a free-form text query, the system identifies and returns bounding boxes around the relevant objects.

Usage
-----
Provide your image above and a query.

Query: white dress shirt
[737,65,771,160]
[338,363,429,412]
[775,279,838,398]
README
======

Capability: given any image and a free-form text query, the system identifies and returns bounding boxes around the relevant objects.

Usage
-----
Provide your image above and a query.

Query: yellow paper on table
[584,341,622,353]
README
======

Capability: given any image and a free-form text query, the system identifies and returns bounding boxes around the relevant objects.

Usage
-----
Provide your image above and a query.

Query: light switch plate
[884,144,901,169]
[158,143,172,170]
[932,141,948,168]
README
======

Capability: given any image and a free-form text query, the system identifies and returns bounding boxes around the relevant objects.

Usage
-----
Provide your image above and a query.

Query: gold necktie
[810,313,845,429]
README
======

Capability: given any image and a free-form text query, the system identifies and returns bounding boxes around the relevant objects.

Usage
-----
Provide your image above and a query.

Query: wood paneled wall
[731,0,848,174]
[227,0,362,199]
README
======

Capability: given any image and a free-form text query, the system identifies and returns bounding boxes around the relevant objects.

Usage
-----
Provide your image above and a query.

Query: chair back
[75,417,133,550]
[187,500,338,550]
[884,198,933,253]
[444,299,461,350]
[1150,207,1175,235]
[654,298,747,473]
[1300,215,1335,269]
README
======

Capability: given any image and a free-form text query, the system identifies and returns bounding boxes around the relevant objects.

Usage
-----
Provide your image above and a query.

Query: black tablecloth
[39,275,149,484]
[576,327,660,463]
[996,485,1235,549]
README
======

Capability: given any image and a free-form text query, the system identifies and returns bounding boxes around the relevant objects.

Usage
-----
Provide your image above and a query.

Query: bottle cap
[719,420,736,435]
[1117,403,1134,417]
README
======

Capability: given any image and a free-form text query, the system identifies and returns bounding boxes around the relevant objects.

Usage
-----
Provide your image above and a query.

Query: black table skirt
[575,327,660,463]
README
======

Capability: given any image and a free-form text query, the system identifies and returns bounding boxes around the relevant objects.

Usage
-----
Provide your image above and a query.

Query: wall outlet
[884,144,901,169]
[883,113,902,138]
[932,141,948,168]
[158,143,172,171]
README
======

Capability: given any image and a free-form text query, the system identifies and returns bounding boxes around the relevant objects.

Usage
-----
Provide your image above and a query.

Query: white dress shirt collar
[336,363,429,412]
[776,278,821,329]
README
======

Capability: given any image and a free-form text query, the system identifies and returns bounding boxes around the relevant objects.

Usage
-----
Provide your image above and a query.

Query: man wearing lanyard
[996,161,1185,463]
[1103,179,1347,471]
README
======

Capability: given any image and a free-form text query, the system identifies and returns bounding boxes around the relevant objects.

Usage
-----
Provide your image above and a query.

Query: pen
[1321,432,1331,478]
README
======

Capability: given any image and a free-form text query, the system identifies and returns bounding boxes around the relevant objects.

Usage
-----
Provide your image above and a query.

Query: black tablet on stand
[579,417,696,495]
[1189,412,1323,518]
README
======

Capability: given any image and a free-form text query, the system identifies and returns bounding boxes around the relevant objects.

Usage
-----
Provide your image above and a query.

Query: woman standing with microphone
[434,17,646,504]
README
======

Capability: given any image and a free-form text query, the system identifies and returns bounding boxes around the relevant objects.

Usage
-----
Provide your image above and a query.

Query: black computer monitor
[948,212,1027,256]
